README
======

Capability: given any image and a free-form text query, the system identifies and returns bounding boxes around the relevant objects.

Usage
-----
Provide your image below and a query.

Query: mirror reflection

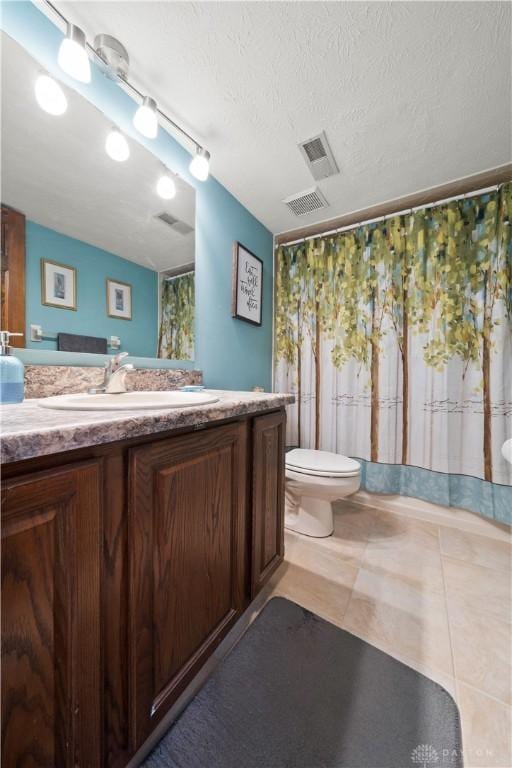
[1,33,195,361]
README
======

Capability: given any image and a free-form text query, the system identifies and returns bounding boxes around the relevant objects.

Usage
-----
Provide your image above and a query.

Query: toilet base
[285,495,334,538]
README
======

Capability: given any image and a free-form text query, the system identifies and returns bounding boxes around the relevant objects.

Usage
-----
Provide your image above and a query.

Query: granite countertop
[0,390,294,464]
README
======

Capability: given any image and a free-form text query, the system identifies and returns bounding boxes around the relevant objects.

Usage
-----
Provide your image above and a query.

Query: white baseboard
[351,490,511,542]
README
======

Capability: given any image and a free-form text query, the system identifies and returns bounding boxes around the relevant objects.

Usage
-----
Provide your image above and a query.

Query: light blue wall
[1,1,274,390]
[26,221,158,357]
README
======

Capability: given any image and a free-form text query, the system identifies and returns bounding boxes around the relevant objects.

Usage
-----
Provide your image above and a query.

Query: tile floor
[264,500,512,768]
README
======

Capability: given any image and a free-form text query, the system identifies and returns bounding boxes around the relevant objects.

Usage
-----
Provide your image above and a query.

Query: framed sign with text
[232,242,263,326]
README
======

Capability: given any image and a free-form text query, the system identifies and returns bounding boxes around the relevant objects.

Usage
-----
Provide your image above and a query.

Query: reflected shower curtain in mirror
[274,184,512,523]
[158,271,195,360]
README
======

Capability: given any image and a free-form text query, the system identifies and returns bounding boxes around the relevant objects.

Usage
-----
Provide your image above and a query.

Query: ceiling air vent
[283,186,329,217]
[154,212,194,235]
[299,131,339,180]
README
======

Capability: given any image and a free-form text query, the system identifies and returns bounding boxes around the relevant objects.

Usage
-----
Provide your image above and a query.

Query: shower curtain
[158,271,195,360]
[274,184,512,523]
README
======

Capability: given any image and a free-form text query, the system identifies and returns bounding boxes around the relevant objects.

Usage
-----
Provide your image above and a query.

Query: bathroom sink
[38,391,220,411]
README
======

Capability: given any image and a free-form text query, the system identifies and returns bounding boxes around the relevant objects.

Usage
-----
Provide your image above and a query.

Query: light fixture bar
[118,73,203,154]
[42,0,206,157]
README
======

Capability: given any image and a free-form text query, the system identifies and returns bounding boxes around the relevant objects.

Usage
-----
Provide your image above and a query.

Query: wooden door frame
[1,206,25,347]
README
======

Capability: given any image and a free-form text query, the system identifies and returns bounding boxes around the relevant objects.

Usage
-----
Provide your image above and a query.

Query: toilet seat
[285,448,360,478]
[286,466,360,478]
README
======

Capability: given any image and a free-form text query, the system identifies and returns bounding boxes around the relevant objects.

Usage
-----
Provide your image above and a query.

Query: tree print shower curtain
[158,272,195,360]
[274,184,512,523]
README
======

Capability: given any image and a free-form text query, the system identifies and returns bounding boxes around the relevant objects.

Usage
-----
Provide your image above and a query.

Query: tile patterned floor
[264,500,512,768]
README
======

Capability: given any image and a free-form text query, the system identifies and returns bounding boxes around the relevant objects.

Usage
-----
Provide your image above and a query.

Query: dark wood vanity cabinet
[1,461,102,768]
[1,409,285,767]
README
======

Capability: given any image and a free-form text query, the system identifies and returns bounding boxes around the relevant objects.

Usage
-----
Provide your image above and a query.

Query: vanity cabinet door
[129,421,247,748]
[1,461,102,768]
[251,410,285,596]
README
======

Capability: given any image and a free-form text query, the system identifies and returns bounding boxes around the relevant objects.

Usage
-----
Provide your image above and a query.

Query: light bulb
[133,96,158,139]
[35,74,67,116]
[105,129,130,162]
[58,24,91,84]
[157,173,176,200]
[189,147,210,181]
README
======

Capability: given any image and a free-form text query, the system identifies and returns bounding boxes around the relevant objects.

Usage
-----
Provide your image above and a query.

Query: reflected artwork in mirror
[1,33,195,361]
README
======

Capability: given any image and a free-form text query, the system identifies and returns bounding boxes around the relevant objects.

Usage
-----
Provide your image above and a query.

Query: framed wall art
[107,278,132,320]
[231,242,262,326]
[41,259,77,310]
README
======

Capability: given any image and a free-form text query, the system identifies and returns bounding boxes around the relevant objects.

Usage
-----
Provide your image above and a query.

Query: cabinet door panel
[1,462,102,768]
[129,422,247,747]
[251,411,285,596]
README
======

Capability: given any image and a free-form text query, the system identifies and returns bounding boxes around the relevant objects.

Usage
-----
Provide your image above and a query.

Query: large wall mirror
[1,33,195,362]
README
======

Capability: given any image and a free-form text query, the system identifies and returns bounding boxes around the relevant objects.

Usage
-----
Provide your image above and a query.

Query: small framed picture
[232,242,263,326]
[106,279,132,320]
[41,259,77,310]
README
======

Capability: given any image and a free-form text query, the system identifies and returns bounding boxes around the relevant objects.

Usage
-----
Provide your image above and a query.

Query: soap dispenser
[0,331,24,404]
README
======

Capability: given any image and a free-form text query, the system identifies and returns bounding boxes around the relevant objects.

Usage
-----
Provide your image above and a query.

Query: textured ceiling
[54,2,511,233]
[1,33,195,272]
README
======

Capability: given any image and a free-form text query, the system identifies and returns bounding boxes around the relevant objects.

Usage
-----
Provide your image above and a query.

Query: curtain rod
[164,270,195,281]
[278,183,503,248]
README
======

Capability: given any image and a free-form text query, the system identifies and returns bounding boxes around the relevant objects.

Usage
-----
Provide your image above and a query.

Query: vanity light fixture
[133,96,159,139]
[105,128,130,162]
[35,73,68,115]
[58,23,91,83]
[156,170,176,200]
[189,147,210,182]
[43,1,212,181]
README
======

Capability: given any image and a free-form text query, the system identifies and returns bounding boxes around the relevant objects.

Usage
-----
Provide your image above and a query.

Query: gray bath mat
[143,597,463,768]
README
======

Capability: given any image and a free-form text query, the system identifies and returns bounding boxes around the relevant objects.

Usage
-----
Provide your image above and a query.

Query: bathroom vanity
[1,390,292,767]
[0,27,285,767]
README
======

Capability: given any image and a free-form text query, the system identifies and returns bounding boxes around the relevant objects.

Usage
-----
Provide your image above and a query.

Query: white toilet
[285,448,361,537]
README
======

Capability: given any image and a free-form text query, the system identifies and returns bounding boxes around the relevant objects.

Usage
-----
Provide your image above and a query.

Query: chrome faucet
[89,352,134,394]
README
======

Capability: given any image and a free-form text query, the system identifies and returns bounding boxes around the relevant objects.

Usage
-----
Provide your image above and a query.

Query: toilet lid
[285,449,361,477]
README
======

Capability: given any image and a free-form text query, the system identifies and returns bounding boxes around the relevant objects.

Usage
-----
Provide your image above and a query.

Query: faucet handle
[107,351,129,372]
[112,351,128,363]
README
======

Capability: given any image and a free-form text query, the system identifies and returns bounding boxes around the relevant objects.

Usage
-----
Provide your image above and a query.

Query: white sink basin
[38,391,219,411]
